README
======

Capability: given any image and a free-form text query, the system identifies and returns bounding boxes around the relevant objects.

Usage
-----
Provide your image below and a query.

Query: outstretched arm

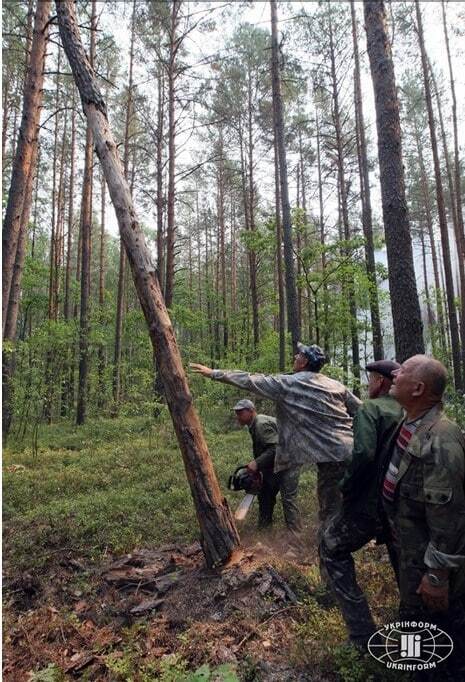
[190,363,213,378]
[190,364,284,402]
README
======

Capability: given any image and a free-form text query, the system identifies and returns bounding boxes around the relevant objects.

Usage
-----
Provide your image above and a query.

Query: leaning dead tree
[56,0,240,568]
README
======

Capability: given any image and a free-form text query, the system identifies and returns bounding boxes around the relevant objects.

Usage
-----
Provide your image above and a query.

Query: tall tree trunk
[270,0,300,351]
[57,0,240,567]
[2,0,51,336]
[247,67,260,350]
[156,68,165,291]
[413,117,446,354]
[48,50,61,323]
[350,0,383,360]
[419,221,434,331]
[230,195,237,352]
[64,94,76,321]
[442,0,465,273]
[98,169,106,408]
[217,128,228,353]
[164,0,181,308]
[273,120,286,370]
[415,1,462,389]
[315,100,327,349]
[430,64,465,373]
[113,0,136,412]
[328,7,360,393]
[76,0,96,425]
[364,0,424,361]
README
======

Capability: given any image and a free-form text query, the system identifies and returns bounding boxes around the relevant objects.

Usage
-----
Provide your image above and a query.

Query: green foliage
[27,664,65,682]
[158,656,238,682]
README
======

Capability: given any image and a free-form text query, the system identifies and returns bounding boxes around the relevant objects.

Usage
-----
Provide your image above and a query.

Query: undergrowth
[4,412,405,681]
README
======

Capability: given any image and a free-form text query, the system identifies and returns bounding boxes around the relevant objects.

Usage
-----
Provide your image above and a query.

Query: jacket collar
[403,403,443,459]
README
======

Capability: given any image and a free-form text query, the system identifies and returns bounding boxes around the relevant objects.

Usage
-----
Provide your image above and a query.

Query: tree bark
[164,0,181,308]
[56,0,240,567]
[415,1,462,389]
[351,0,383,361]
[217,128,228,353]
[247,67,260,350]
[430,63,465,374]
[156,68,165,292]
[76,0,96,425]
[442,0,465,268]
[273,116,286,370]
[2,0,51,336]
[98,169,106,408]
[328,7,360,394]
[270,0,300,352]
[364,0,424,361]
[113,0,136,412]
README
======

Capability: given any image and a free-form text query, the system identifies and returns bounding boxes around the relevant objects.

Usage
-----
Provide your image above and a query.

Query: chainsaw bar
[234,493,255,521]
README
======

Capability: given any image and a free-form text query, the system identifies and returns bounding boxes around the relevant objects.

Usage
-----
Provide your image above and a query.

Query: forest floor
[3,411,407,681]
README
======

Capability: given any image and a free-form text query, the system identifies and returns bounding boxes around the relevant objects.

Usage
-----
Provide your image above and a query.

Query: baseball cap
[365,360,400,380]
[296,342,327,370]
[233,399,255,411]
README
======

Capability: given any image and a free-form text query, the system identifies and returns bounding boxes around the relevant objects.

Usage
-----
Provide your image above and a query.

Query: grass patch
[3,414,318,573]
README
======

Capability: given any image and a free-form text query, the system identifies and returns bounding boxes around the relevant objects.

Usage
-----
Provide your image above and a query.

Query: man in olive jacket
[382,355,465,677]
[233,399,280,528]
[320,359,403,646]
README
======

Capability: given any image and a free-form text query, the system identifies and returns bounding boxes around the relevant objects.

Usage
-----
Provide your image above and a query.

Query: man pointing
[191,343,361,543]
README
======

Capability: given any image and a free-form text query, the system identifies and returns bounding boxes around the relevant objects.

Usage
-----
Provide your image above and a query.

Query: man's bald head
[407,355,448,400]
[390,355,448,414]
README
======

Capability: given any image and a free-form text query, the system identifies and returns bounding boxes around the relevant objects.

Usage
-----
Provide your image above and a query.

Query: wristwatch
[426,572,448,587]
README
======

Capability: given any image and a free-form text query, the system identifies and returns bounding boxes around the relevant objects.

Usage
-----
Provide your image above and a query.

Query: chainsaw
[228,465,263,521]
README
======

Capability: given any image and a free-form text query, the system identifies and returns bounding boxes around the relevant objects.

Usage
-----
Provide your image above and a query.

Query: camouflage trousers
[277,466,302,533]
[320,510,398,641]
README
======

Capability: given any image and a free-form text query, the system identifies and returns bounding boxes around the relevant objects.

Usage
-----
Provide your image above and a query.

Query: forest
[2,0,465,680]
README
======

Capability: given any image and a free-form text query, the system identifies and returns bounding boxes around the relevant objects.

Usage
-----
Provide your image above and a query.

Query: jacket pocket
[423,487,452,504]
[399,482,424,502]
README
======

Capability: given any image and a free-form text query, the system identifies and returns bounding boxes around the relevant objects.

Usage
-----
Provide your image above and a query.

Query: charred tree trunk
[270,0,300,351]
[415,1,462,389]
[364,0,424,361]
[57,0,240,567]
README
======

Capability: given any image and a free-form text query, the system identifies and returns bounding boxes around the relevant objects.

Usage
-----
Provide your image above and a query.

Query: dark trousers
[396,560,465,680]
[317,461,347,583]
[257,472,280,528]
[257,467,302,532]
[320,509,398,641]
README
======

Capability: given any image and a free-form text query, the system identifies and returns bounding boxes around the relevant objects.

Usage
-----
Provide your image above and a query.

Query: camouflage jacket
[340,394,404,522]
[248,414,277,474]
[211,369,361,472]
[390,404,465,594]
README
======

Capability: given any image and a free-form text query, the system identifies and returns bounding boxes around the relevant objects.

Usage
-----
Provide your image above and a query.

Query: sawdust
[3,536,326,680]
